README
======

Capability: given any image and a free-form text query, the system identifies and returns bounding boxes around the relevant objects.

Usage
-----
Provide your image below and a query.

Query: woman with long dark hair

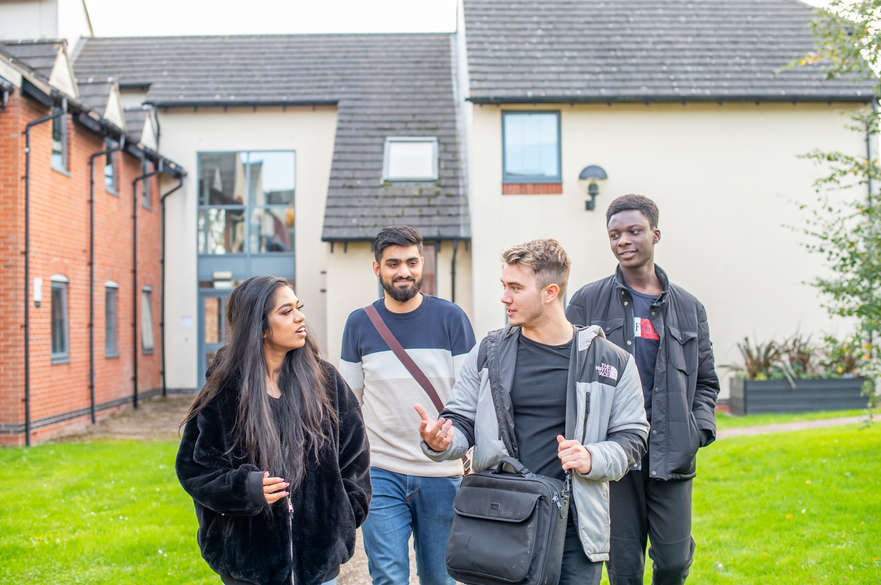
[176,276,371,585]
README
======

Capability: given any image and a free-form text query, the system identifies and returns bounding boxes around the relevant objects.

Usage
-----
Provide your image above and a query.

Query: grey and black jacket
[566,265,720,481]
[422,325,649,562]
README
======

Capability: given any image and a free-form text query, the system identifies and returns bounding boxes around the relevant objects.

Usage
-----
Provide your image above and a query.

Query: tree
[799,0,881,414]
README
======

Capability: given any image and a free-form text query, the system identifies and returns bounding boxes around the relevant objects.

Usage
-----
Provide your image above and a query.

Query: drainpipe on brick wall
[88,139,125,424]
[131,163,164,409]
[159,177,184,397]
[22,104,66,447]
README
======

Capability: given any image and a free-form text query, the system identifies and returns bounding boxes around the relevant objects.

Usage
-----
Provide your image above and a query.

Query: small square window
[382,137,438,181]
[502,111,561,183]
[141,287,154,354]
[51,276,69,362]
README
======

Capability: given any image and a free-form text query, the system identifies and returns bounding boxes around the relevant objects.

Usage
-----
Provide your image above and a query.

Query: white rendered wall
[0,0,58,40]
[467,101,868,397]
[158,105,338,390]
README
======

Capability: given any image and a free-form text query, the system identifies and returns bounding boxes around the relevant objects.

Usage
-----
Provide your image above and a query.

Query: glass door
[198,290,231,386]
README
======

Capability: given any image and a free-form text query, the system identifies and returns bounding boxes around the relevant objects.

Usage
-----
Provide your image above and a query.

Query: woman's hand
[262,471,290,504]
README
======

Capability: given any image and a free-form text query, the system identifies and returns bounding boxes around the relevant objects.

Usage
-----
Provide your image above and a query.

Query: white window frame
[50,274,70,363]
[105,281,119,358]
[382,137,438,182]
[141,286,154,354]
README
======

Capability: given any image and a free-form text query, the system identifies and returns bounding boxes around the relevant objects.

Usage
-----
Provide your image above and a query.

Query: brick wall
[0,92,164,446]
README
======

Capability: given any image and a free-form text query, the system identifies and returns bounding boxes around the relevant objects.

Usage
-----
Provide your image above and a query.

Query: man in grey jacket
[416,238,649,585]
[566,194,720,585]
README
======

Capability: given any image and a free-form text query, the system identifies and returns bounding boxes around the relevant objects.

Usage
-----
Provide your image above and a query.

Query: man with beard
[339,225,476,585]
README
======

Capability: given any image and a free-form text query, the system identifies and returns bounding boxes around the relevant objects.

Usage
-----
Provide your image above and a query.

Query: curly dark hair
[605,194,659,228]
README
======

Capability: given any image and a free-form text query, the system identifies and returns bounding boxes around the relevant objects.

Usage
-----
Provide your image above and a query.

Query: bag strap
[363,303,444,413]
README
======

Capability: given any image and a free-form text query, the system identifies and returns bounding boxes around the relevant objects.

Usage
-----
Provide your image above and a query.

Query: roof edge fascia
[148,98,339,108]
[466,94,876,105]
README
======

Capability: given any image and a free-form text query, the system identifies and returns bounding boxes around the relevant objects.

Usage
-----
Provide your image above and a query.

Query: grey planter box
[729,377,867,415]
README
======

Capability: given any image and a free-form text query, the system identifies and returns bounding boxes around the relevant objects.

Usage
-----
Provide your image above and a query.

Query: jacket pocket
[593,318,625,346]
[668,414,700,476]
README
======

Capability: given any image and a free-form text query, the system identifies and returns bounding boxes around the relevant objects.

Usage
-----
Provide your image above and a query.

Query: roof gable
[48,43,78,98]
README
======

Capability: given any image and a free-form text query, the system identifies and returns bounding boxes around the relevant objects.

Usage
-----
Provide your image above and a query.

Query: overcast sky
[84,0,459,36]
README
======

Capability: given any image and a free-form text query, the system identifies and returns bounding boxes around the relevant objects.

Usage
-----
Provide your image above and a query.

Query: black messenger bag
[445,331,574,585]
[445,456,571,585]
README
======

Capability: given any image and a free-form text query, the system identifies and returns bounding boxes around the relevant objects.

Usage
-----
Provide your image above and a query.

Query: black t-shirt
[510,333,571,480]
[626,285,660,418]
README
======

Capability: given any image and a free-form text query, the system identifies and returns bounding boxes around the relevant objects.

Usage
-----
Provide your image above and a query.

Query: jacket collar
[613,264,670,305]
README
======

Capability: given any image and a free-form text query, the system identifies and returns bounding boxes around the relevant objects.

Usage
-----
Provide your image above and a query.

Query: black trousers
[558,508,604,585]
[606,460,695,585]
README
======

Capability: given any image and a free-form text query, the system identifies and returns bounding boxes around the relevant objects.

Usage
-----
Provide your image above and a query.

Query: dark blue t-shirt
[627,286,660,419]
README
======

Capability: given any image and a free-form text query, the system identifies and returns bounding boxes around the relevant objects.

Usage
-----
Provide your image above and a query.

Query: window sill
[502,183,563,195]
[106,188,119,197]
[51,356,70,365]
[105,353,119,359]
[142,349,154,355]
[51,166,71,178]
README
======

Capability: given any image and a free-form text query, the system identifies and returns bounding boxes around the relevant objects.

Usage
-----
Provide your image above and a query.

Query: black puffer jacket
[176,363,371,585]
[566,265,719,481]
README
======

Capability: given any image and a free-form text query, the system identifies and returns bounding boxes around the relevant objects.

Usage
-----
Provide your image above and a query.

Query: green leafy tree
[799,0,881,415]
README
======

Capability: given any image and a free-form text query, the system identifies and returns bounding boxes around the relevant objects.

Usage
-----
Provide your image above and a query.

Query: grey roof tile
[73,34,469,241]
[0,39,62,81]
[76,78,114,114]
[463,0,875,101]
[124,107,150,141]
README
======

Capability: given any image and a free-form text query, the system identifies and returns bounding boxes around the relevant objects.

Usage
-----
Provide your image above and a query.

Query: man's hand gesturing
[414,403,455,452]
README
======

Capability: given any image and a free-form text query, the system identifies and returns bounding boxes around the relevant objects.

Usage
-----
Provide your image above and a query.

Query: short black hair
[606,194,659,228]
[372,225,423,262]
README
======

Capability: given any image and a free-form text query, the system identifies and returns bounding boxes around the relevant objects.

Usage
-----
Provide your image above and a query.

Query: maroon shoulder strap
[363,303,445,413]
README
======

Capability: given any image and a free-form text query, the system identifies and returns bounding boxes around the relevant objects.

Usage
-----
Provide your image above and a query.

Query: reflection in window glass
[105,285,118,357]
[503,112,560,182]
[141,288,154,354]
[51,107,66,171]
[199,153,248,206]
[104,139,118,193]
[384,138,437,181]
[250,206,294,253]
[204,297,222,344]
[198,209,246,254]
[51,281,68,359]
[248,151,295,205]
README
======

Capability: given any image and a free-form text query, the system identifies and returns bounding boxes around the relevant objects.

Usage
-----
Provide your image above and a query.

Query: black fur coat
[176,363,371,585]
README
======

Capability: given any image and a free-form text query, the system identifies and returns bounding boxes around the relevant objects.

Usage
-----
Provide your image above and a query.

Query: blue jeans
[362,467,461,585]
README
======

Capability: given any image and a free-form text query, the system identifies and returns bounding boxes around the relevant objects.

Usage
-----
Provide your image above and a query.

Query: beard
[381,274,423,302]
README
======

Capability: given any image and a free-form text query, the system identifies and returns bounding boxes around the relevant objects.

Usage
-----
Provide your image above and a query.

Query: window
[141,287,154,354]
[142,160,151,208]
[104,139,118,194]
[197,151,295,255]
[502,111,561,183]
[382,137,438,181]
[105,282,119,357]
[51,106,68,172]
[50,275,69,363]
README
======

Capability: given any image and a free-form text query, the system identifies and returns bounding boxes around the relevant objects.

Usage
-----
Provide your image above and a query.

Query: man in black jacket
[565,194,719,585]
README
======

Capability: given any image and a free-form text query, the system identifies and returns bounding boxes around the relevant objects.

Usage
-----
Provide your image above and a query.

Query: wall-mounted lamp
[578,164,608,211]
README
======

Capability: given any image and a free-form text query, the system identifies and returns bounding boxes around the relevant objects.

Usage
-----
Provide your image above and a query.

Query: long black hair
[182,276,336,490]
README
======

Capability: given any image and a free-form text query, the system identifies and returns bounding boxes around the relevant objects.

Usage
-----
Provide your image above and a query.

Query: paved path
[716,415,866,439]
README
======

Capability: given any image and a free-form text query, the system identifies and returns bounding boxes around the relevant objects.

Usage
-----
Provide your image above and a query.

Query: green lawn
[0,440,215,585]
[715,408,872,430]
[2,423,879,585]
